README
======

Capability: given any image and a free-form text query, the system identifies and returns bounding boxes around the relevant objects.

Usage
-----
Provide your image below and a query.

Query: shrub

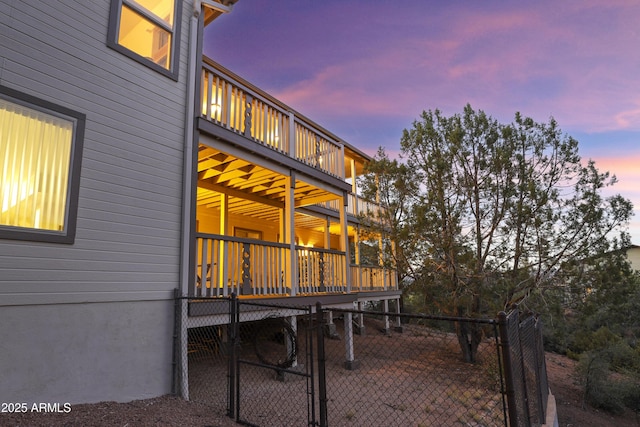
[577,348,640,414]
[578,351,625,414]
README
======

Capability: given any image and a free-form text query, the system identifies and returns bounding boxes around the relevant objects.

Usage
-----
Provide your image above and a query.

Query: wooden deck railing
[194,233,395,297]
[349,264,398,291]
[297,246,347,294]
[315,193,385,221]
[201,61,344,179]
[195,234,289,297]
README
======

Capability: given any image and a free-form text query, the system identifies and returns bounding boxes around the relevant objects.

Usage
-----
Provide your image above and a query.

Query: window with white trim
[107,0,181,80]
[0,86,85,244]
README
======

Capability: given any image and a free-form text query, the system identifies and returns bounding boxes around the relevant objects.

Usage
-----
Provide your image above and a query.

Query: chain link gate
[228,295,320,426]
[181,295,549,427]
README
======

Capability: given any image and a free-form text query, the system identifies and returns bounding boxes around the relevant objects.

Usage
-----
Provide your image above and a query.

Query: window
[107,0,182,80]
[0,86,85,244]
[234,228,262,240]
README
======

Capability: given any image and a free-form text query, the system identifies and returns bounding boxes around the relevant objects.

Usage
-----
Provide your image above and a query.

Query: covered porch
[191,140,397,299]
[187,57,397,301]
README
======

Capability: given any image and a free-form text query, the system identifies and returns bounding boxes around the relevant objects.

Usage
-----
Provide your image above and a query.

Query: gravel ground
[3,321,639,427]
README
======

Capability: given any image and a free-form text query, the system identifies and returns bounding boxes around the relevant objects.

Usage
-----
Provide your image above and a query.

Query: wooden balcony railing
[194,233,349,297]
[314,193,385,221]
[201,61,344,179]
[194,234,396,297]
[349,264,398,291]
[297,246,347,294]
[195,234,289,297]
[355,197,384,220]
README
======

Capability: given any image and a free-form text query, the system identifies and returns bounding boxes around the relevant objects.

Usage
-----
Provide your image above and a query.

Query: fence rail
[179,295,549,426]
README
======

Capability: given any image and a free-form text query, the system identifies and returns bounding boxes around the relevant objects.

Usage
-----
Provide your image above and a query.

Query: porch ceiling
[197,145,340,228]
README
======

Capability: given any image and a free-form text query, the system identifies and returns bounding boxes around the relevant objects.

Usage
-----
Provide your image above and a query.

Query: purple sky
[204,0,640,244]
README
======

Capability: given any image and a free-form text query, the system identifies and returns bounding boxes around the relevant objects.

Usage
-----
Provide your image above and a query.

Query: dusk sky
[204,0,640,244]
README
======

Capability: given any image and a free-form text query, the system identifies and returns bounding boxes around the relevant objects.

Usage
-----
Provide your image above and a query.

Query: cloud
[262,1,638,135]
[202,0,640,244]
[614,105,640,129]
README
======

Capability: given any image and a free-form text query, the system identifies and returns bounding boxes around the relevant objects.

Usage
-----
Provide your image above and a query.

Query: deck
[193,233,397,298]
[193,59,397,307]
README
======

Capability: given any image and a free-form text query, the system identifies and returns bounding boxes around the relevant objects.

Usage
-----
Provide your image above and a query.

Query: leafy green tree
[358,147,420,288]
[360,105,633,362]
[532,247,640,414]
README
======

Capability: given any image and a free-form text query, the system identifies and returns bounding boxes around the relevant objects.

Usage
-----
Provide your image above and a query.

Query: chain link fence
[177,295,549,426]
[499,308,549,426]
[321,307,506,427]
[176,297,231,420]
[231,301,316,426]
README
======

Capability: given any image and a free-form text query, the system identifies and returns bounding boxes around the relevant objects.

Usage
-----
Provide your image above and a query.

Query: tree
[358,147,420,288]
[360,105,634,362]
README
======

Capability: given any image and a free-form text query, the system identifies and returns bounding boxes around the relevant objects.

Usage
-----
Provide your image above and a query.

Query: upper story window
[0,86,85,244]
[107,0,182,80]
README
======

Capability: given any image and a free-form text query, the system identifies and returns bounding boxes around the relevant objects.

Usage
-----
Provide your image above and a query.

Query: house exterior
[0,0,399,406]
[627,244,640,271]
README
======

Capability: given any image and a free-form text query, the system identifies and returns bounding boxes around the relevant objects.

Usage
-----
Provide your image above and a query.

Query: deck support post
[355,301,366,335]
[343,312,359,370]
[394,297,403,332]
[383,299,390,335]
[324,310,339,339]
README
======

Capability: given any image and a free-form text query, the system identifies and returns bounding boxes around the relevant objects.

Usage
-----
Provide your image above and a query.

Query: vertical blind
[0,98,73,232]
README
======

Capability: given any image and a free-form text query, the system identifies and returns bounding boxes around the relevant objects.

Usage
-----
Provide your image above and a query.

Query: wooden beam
[198,147,227,162]
[198,180,283,209]
[295,192,339,208]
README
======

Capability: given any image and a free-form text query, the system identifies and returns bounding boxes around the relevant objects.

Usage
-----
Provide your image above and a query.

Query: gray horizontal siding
[0,0,195,304]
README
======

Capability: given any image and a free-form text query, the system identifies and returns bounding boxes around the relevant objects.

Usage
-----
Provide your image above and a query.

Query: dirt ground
[3,346,639,426]
[545,352,639,427]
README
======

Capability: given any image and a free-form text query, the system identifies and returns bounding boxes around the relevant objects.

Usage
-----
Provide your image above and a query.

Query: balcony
[315,193,385,220]
[193,234,397,298]
[199,58,388,223]
[201,59,344,179]
[194,59,396,302]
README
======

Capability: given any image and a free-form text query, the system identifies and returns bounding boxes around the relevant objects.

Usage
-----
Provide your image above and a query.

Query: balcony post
[288,112,295,158]
[391,240,397,289]
[378,234,386,290]
[285,173,297,296]
[243,94,253,138]
[241,242,251,295]
[219,193,229,296]
[339,143,346,180]
[340,191,350,292]
[354,227,361,291]
[349,158,357,214]
[224,82,231,129]
[322,216,331,292]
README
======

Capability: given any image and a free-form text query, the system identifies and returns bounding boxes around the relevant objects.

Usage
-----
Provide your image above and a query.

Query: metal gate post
[498,311,519,427]
[316,302,328,427]
[228,293,238,419]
